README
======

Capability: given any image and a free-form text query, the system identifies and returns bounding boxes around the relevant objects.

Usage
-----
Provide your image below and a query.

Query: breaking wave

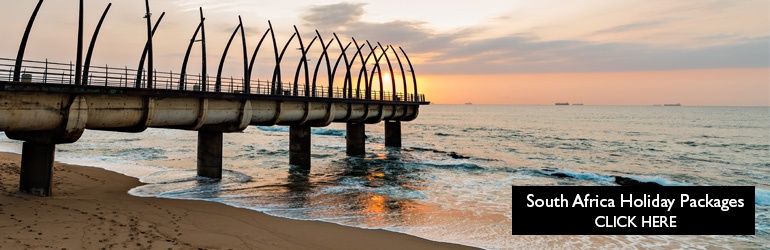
[257,126,346,137]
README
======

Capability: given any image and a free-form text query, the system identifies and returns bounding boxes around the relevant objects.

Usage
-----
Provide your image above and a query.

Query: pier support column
[289,125,311,169]
[19,141,56,196]
[384,120,402,147]
[346,122,366,156]
[197,130,223,179]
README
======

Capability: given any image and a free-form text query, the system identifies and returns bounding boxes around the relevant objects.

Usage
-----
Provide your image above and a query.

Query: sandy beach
[0,152,476,249]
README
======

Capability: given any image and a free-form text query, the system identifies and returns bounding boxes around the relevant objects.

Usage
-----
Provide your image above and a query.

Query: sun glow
[382,73,392,85]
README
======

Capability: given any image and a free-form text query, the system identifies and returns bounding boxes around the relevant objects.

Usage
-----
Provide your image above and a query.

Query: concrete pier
[289,125,312,169]
[0,80,425,196]
[197,130,223,179]
[384,120,402,147]
[346,122,366,156]
[19,141,56,196]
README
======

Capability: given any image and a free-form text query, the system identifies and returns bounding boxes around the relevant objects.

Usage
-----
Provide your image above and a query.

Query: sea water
[1,105,768,249]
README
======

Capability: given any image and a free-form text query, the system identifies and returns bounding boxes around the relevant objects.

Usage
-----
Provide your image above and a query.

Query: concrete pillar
[385,120,402,147]
[197,130,223,179]
[346,122,366,156]
[289,125,311,169]
[19,141,56,196]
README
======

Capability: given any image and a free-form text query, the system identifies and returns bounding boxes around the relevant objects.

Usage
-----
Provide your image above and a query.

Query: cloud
[592,20,668,35]
[298,3,769,75]
[302,3,366,29]
[171,0,259,13]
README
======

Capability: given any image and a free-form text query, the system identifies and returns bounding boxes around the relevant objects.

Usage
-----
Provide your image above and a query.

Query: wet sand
[0,152,476,249]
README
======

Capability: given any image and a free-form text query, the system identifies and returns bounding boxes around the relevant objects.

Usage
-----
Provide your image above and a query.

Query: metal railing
[0,57,426,102]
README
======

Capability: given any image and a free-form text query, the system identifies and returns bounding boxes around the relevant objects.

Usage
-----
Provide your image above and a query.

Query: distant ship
[464,102,472,105]
[555,102,569,105]
[663,103,681,106]
[572,103,583,106]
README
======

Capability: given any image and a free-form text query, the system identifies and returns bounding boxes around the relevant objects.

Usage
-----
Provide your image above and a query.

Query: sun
[381,73,392,83]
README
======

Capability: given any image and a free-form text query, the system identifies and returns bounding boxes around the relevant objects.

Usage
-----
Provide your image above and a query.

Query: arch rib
[135,11,165,88]
[389,45,408,102]
[180,16,203,89]
[199,8,208,91]
[332,33,354,98]
[367,44,391,101]
[271,31,297,95]
[216,20,243,93]
[13,0,44,82]
[83,3,112,86]
[354,40,378,100]
[399,46,418,102]
[239,16,248,93]
[311,31,334,98]
[247,28,272,94]
[268,21,279,94]
[293,35,317,96]
[141,0,156,89]
[291,26,311,96]
[331,40,352,99]
[76,0,83,85]
[377,42,397,101]
[349,38,370,99]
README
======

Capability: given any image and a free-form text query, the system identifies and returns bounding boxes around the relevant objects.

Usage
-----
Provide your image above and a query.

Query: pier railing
[0,57,425,102]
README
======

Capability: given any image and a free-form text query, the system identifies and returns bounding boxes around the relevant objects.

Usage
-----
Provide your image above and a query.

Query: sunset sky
[0,0,767,106]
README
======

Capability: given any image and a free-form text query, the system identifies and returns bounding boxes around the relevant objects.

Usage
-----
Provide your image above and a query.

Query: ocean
[1,105,768,249]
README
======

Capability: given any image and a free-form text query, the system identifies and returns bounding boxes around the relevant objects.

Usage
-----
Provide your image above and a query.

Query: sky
[0,0,767,105]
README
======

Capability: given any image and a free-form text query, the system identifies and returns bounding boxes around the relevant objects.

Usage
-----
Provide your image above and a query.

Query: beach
[0,152,475,249]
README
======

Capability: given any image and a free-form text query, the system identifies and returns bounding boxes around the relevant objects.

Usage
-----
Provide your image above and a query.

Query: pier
[0,1,428,196]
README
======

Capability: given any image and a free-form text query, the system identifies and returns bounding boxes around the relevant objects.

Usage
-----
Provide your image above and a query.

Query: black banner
[511,186,754,235]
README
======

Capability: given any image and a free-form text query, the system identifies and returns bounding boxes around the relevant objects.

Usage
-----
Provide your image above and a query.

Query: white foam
[312,128,346,137]
[561,171,616,184]
[130,169,253,198]
[256,126,346,137]
[626,175,687,186]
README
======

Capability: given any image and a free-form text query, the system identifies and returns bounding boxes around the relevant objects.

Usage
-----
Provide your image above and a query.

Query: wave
[624,175,686,186]
[310,153,335,159]
[418,162,484,171]
[257,126,290,132]
[110,147,168,160]
[675,141,770,151]
[130,169,253,198]
[139,169,251,184]
[672,155,731,165]
[257,126,346,137]
[538,169,770,206]
[677,141,698,147]
[404,147,471,159]
[138,171,208,185]
[537,168,694,187]
[538,169,615,184]
[312,128,346,137]
[255,149,289,156]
